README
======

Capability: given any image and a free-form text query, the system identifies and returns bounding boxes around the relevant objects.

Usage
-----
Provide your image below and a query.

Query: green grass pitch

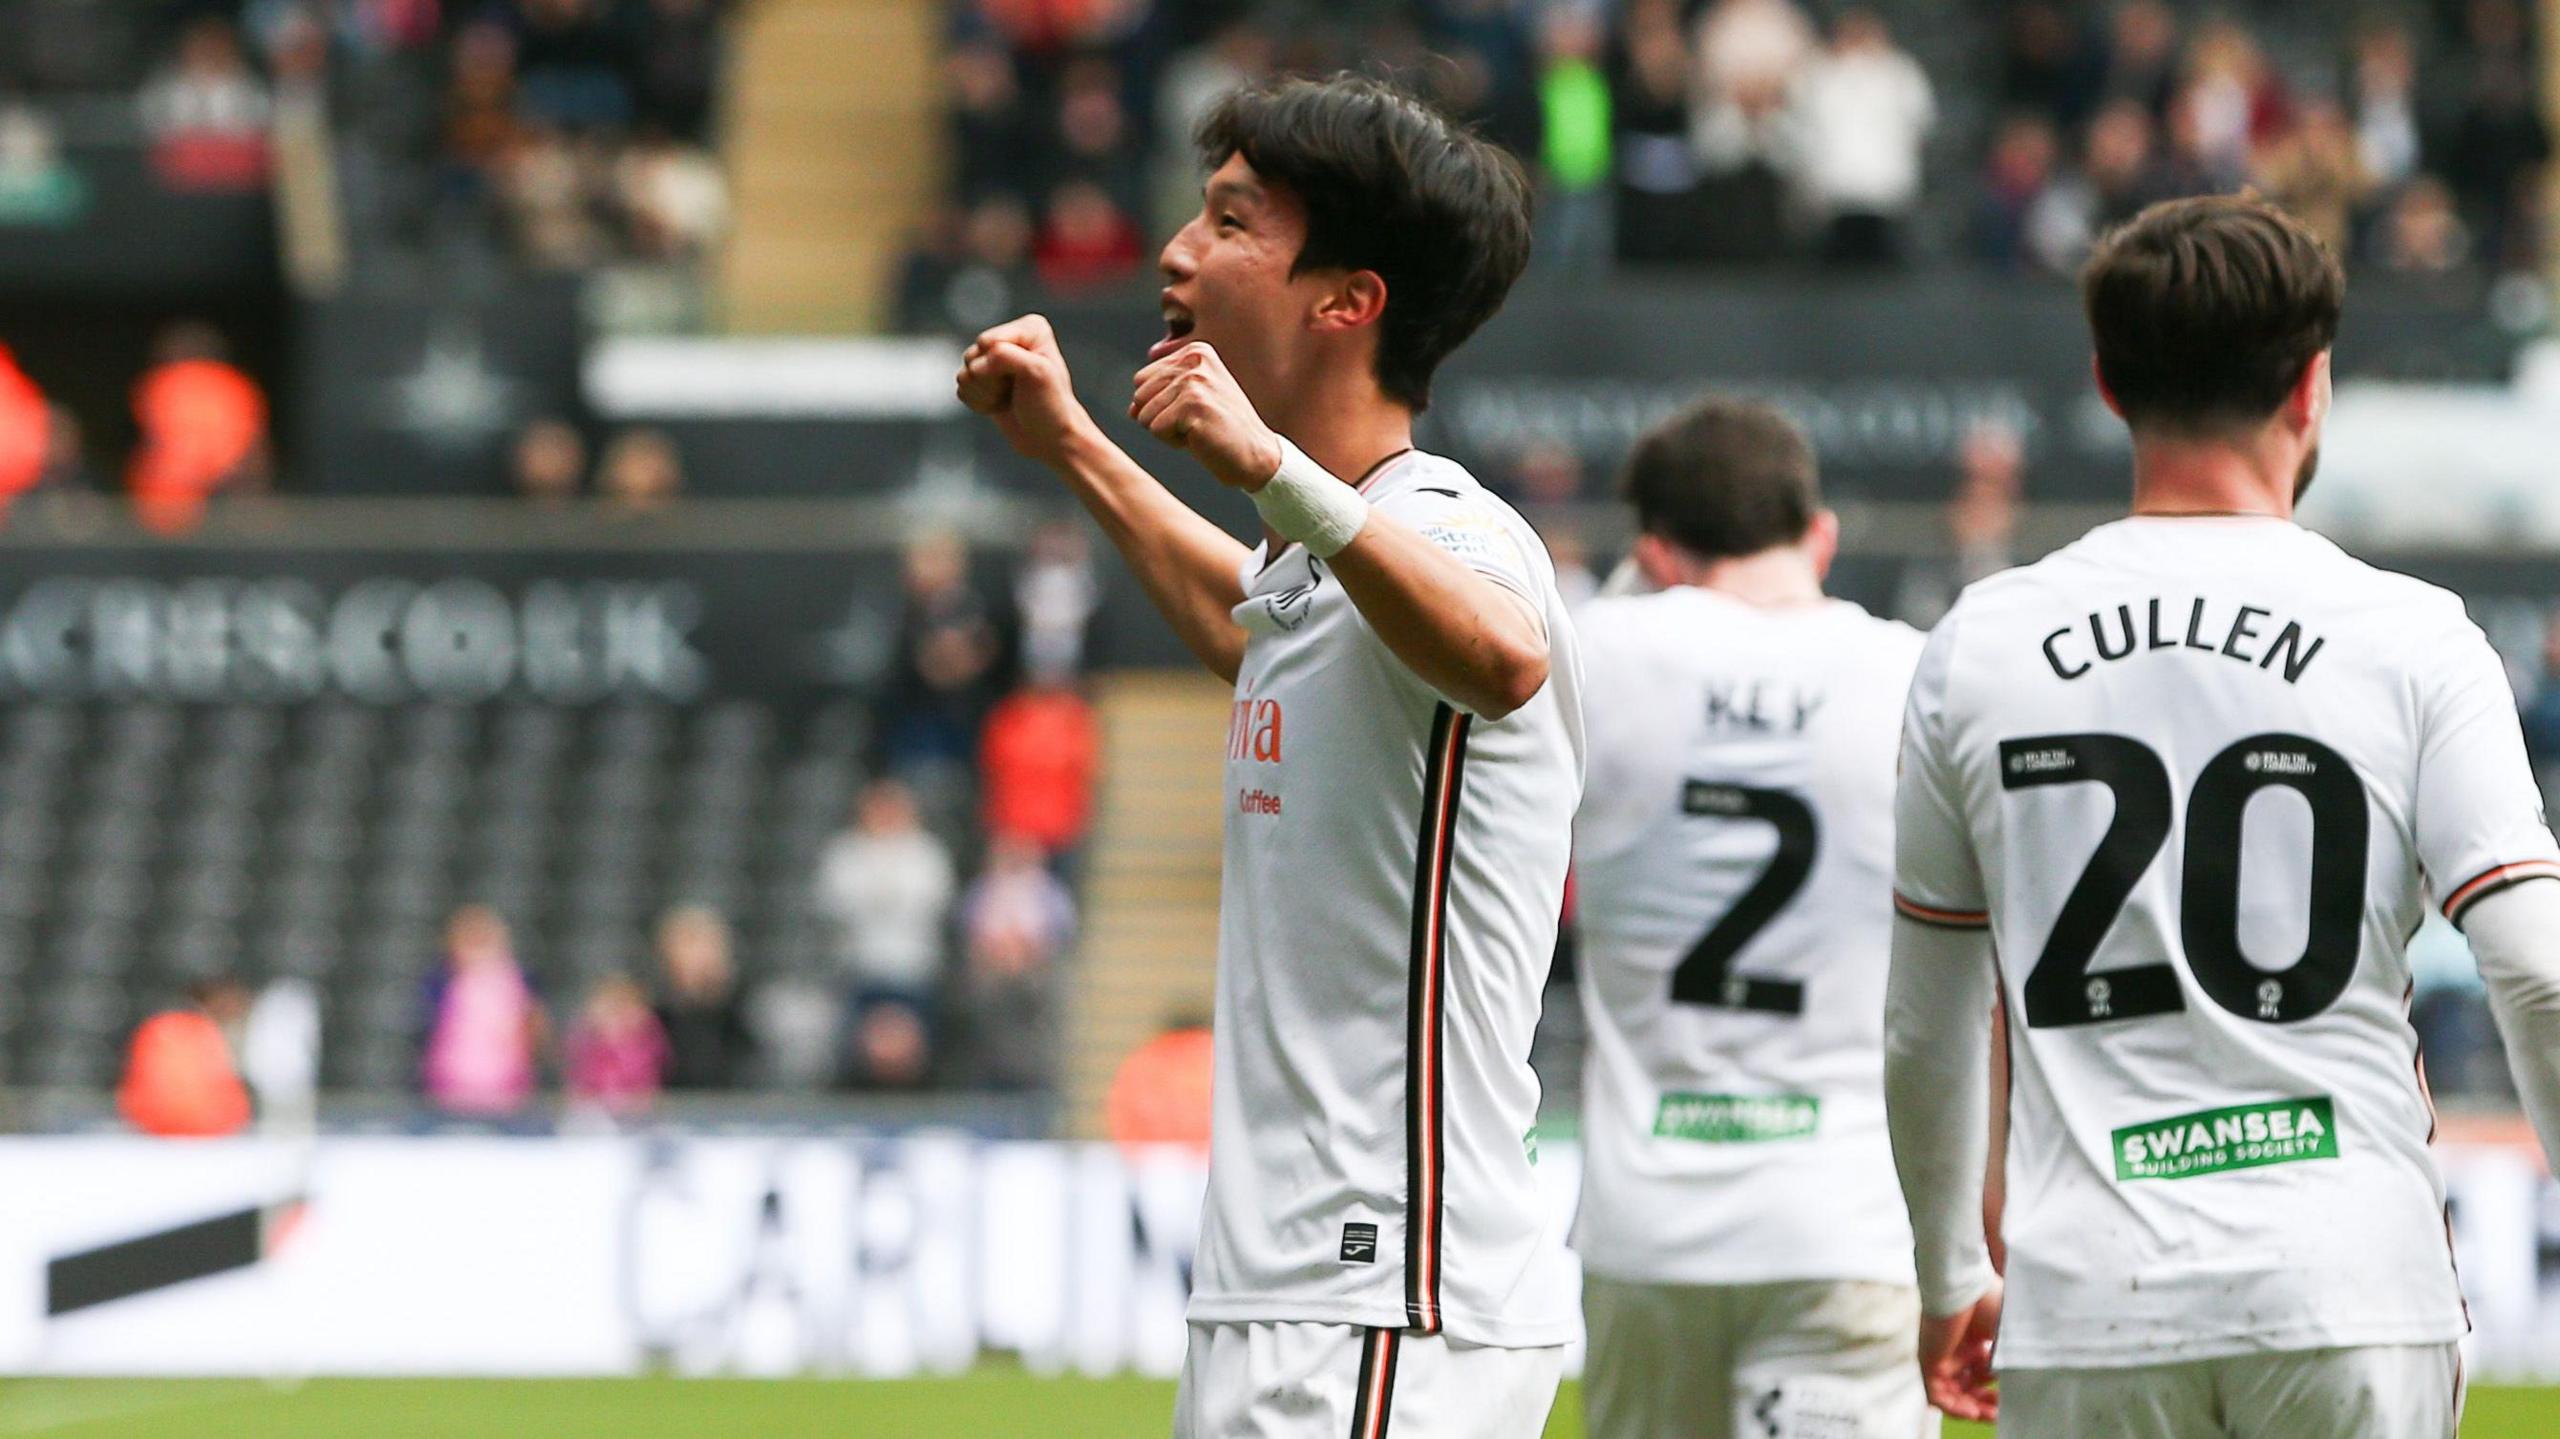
[0,1375,2553,1436]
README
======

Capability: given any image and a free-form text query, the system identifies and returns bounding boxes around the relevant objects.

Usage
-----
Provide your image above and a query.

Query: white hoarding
[0,1136,2553,1379]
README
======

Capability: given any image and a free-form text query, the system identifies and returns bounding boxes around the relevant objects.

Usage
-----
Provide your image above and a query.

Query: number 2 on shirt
[1668,782,1817,1016]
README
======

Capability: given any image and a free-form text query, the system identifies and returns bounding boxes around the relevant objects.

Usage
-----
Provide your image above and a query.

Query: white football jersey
[1187,450,1585,1348]
[1572,589,1925,1287]
[1896,516,2560,1368]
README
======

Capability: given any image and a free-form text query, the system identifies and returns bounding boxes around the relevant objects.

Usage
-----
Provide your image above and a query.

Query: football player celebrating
[960,76,1581,1439]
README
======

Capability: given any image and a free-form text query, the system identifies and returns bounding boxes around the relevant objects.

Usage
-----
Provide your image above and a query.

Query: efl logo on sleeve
[1338,1222,1378,1264]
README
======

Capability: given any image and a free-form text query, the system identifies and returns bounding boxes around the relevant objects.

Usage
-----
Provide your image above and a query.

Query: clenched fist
[956,314,1098,468]
[1130,342,1284,491]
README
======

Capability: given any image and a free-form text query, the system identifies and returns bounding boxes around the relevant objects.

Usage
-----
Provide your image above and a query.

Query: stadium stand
[906,0,2551,307]
[0,692,867,1093]
[0,0,2547,1130]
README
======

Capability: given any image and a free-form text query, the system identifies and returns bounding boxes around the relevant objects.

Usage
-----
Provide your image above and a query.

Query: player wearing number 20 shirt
[1888,196,2560,1437]
[1572,398,1932,1439]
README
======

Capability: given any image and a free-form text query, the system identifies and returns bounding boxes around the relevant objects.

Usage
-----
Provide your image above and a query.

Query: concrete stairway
[717,0,941,333]
[1063,671,1232,1138]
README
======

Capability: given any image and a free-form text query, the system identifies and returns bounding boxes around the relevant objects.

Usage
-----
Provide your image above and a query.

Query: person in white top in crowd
[1014,518,1100,679]
[958,73,1580,1439]
[813,777,956,1015]
[241,976,322,1136]
[1887,193,2560,1436]
[1573,395,1932,1439]
[1692,0,1815,114]
[1789,7,1936,264]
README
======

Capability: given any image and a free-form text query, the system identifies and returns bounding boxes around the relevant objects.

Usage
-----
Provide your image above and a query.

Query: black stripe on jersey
[1373,1327,1404,1438]
[1404,702,1470,1335]
[1346,1327,1402,1439]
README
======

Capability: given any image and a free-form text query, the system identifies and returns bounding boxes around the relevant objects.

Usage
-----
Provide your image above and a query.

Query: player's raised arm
[1325,515,1550,722]
[1131,340,1548,722]
[957,315,1254,682]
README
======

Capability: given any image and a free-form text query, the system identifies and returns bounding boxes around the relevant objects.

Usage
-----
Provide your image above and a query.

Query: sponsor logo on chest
[1229,696,1284,818]
[1227,697,1284,764]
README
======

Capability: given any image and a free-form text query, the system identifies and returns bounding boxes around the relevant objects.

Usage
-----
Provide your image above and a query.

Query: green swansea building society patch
[1655,1092,1819,1143]
[2114,1097,2338,1181]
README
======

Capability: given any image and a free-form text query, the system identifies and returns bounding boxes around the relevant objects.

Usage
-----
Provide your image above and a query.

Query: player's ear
[2090,355,2124,420]
[2288,349,2332,435]
[1310,270,1387,333]
[1804,509,1840,582]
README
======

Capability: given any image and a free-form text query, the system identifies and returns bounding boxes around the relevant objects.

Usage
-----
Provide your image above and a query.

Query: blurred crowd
[112,518,1102,1127]
[901,0,2551,332]
[5,337,696,525]
[0,323,270,534]
[813,523,1100,1093]
[502,414,687,510]
[0,0,731,272]
[1973,0,2551,279]
[419,522,1097,1117]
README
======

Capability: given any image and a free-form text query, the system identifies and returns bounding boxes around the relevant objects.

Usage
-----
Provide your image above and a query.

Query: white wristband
[1251,438,1370,558]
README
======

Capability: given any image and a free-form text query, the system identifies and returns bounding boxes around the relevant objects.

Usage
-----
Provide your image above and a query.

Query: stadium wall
[0,502,2547,687]
[4,1135,2560,1381]
[285,278,2525,499]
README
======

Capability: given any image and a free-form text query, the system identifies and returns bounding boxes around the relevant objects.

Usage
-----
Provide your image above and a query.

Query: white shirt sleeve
[2412,618,2560,926]
[2460,879,2560,1169]
[1885,611,2000,1315]
[1370,484,1544,609]
[1885,918,2000,1316]
[1892,613,1990,930]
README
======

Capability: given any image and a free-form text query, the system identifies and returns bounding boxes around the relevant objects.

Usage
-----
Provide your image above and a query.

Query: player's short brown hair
[2081,194,2344,433]
[1620,395,1819,561]
[1197,74,1532,413]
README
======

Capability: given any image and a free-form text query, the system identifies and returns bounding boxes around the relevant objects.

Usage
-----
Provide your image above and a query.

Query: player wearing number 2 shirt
[1887,195,2560,1439]
[1572,398,1932,1439]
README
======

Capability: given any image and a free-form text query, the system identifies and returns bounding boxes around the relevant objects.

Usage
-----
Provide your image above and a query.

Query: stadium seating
[0,694,870,1092]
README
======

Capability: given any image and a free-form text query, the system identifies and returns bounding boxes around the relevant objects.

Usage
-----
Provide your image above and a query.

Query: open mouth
[1148,304,1196,362]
